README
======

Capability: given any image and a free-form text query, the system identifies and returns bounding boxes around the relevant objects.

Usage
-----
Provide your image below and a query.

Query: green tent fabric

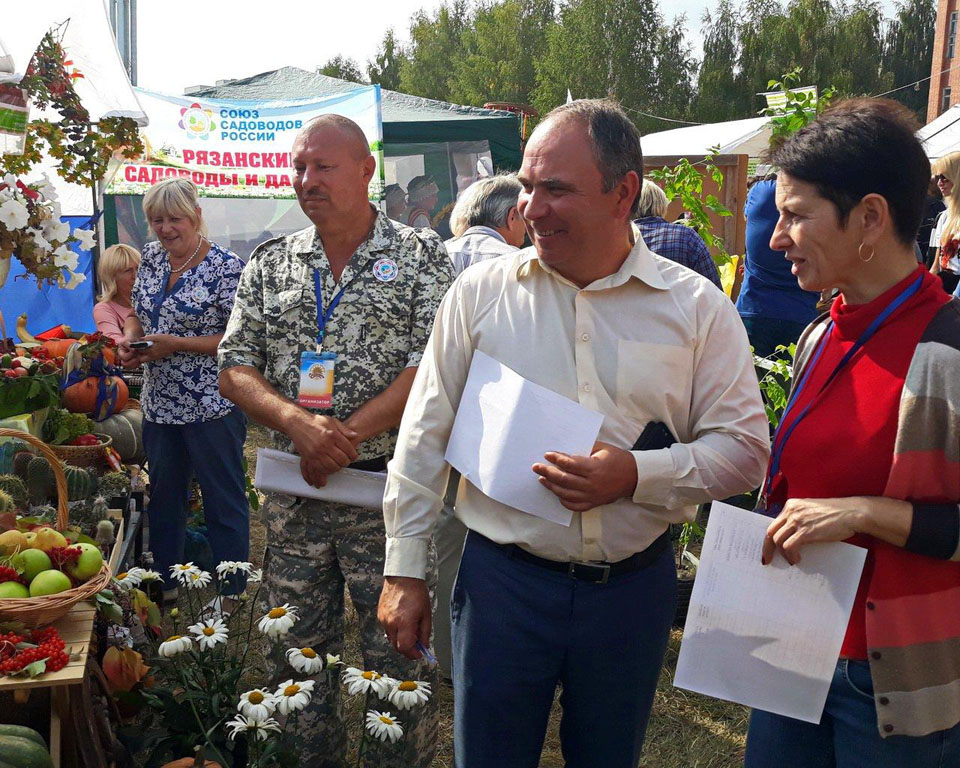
[184,67,522,171]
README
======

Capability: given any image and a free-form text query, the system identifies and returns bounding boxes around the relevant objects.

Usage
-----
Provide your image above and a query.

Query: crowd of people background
[88,97,960,768]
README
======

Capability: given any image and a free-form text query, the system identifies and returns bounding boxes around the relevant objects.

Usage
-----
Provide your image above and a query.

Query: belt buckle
[568,561,611,584]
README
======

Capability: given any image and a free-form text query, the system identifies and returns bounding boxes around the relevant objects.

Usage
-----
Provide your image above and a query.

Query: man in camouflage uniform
[218,115,454,767]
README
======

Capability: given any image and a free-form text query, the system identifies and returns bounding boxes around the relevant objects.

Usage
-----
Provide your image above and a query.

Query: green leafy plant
[41,407,95,445]
[761,68,837,149]
[648,149,734,266]
[755,344,796,429]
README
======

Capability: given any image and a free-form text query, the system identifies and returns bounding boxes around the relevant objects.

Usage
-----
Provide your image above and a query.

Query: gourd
[0,724,46,748]
[62,375,129,418]
[0,474,28,509]
[95,408,143,460]
[41,338,76,358]
[0,734,53,768]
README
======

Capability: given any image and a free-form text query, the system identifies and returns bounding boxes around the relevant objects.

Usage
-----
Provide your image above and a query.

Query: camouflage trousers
[261,493,439,768]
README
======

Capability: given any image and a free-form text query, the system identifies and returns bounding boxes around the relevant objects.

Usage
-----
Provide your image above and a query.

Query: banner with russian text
[107,86,384,200]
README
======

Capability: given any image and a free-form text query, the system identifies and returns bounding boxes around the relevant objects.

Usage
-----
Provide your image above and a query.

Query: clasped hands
[289,412,360,488]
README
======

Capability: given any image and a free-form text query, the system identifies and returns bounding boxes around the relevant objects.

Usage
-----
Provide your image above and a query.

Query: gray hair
[637,179,670,218]
[541,99,644,215]
[450,174,522,237]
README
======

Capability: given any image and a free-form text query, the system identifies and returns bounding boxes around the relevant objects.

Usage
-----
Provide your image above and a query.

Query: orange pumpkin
[62,375,129,417]
[42,338,76,358]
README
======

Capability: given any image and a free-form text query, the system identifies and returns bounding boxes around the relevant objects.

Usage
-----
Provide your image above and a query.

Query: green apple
[13,548,52,582]
[64,542,103,582]
[29,569,72,596]
[0,581,29,598]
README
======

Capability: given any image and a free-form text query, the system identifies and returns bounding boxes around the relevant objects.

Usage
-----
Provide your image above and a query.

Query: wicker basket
[0,428,112,628]
[50,433,113,471]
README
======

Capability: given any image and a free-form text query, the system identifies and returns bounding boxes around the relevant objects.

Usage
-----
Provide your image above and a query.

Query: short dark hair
[769,98,929,245]
[543,99,644,216]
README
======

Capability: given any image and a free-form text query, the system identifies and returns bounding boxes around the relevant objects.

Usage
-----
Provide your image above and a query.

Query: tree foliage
[317,54,365,83]
[316,0,936,128]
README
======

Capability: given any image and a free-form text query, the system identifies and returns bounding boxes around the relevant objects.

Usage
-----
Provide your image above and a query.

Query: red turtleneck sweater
[766,266,950,658]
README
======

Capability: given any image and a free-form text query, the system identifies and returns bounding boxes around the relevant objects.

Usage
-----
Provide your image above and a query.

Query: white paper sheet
[254,448,386,511]
[674,501,867,724]
[444,350,604,526]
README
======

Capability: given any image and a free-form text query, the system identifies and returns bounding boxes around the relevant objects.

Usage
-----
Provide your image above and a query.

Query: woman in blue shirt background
[119,178,248,607]
[736,174,821,357]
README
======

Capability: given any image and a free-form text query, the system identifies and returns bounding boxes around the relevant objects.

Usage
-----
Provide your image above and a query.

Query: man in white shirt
[378,100,769,767]
[445,173,526,274]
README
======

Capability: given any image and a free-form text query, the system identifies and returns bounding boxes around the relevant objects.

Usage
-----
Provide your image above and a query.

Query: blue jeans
[745,659,960,767]
[451,531,677,768]
[142,409,249,594]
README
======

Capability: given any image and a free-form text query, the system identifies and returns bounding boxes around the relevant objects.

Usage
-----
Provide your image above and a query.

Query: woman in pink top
[93,244,139,342]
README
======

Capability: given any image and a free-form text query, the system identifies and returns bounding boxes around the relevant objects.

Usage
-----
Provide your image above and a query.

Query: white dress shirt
[444,226,518,274]
[384,235,770,579]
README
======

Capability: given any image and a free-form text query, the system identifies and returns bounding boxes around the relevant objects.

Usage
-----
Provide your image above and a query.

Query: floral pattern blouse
[133,240,243,425]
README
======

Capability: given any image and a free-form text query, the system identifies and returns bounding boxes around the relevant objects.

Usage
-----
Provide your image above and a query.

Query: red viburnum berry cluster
[0,627,69,675]
[47,545,82,569]
[0,565,23,584]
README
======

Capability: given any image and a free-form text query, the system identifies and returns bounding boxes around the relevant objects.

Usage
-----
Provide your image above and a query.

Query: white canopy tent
[1,0,147,215]
[918,106,960,160]
[642,116,771,159]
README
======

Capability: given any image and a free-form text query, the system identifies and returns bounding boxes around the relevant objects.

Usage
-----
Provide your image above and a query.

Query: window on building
[950,12,958,58]
[943,87,953,114]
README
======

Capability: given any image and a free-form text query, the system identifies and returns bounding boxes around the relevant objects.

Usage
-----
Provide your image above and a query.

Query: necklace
[168,235,205,275]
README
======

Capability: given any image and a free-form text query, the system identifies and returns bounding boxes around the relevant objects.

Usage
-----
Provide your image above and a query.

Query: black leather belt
[479,529,671,584]
[349,456,387,472]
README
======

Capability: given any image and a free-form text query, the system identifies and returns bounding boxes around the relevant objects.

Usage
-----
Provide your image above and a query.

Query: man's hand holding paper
[532,441,638,512]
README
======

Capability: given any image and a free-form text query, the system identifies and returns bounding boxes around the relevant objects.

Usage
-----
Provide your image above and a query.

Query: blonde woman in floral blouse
[118,179,248,608]
[929,151,960,294]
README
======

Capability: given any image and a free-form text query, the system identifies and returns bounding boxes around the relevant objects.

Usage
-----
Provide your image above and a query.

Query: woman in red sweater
[744,99,960,766]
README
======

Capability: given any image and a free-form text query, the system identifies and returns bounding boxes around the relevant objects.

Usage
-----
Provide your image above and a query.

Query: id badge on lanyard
[296,268,348,409]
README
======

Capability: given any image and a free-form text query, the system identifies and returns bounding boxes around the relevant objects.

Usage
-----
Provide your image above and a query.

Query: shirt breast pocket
[615,340,694,429]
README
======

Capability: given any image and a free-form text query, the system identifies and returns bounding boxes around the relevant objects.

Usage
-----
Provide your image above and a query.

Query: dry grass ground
[242,424,748,767]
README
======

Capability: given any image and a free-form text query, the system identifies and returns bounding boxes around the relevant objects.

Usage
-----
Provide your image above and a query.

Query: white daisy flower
[343,667,394,697]
[185,570,212,590]
[169,563,200,584]
[247,568,263,584]
[286,646,324,675]
[113,567,145,591]
[215,561,253,577]
[257,604,299,637]
[139,570,163,582]
[74,227,97,250]
[274,679,315,715]
[0,198,28,230]
[225,714,281,742]
[325,653,343,668]
[187,618,229,650]
[237,688,277,722]
[365,710,403,743]
[158,634,193,657]
[387,680,432,710]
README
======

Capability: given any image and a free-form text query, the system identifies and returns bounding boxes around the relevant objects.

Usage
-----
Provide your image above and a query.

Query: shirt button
[871,651,882,660]
[580,333,590,342]
[583,383,592,393]
[866,601,875,610]
[883,724,894,733]
[879,697,890,706]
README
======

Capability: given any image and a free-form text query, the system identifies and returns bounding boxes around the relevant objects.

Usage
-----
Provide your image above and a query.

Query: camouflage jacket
[218,209,455,460]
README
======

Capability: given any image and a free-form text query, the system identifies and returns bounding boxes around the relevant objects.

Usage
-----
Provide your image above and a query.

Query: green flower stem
[173,656,230,767]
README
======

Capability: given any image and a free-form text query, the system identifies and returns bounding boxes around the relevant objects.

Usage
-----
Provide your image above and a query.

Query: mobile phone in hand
[129,340,154,350]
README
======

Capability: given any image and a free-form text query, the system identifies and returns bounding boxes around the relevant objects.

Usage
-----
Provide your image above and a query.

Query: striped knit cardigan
[793,297,960,738]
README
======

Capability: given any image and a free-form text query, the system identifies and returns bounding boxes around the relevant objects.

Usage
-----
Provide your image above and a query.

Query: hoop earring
[858,243,875,263]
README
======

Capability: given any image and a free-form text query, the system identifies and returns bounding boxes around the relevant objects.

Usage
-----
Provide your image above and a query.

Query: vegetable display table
[0,521,123,767]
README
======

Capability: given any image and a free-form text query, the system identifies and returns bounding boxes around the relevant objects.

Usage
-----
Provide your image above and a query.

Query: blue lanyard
[313,269,358,350]
[764,272,925,489]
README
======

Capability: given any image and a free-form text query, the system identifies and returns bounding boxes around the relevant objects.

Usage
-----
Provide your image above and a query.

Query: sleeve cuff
[631,448,676,505]
[906,503,960,560]
[217,352,264,373]
[384,536,429,579]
